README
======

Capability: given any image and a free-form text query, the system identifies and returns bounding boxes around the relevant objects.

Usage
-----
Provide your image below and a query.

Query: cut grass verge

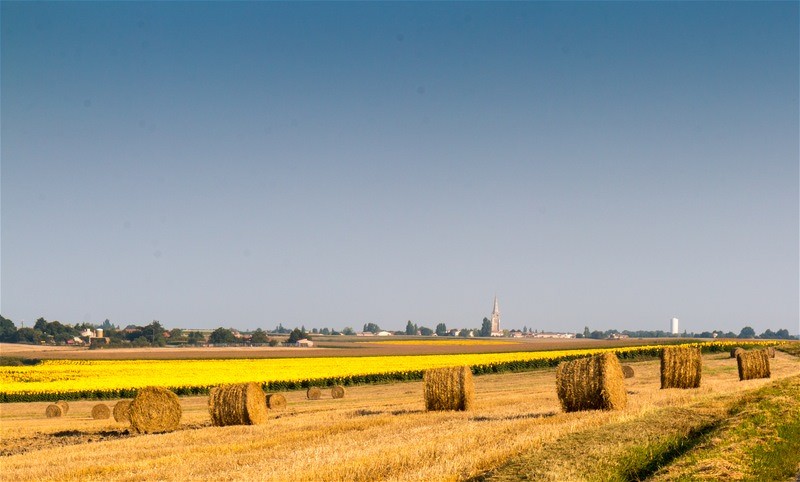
[474,375,800,482]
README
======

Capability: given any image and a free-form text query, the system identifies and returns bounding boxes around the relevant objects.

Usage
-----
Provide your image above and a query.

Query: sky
[2,2,798,335]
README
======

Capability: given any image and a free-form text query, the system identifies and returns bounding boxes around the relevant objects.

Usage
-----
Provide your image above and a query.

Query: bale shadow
[469,411,557,422]
[52,429,128,438]
[351,408,424,417]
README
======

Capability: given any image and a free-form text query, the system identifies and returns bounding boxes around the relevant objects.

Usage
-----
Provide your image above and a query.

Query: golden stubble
[1,352,799,482]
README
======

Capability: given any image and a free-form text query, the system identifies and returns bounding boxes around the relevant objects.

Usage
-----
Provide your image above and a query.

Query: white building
[670,317,679,335]
[490,296,503,336]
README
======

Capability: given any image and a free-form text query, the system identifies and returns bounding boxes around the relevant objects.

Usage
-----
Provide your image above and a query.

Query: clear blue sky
[2,2,798,335]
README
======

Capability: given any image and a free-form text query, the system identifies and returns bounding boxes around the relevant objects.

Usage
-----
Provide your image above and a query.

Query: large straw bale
[91,404,111,419]
[45,404,63,418]
[737,350,771,381]
[129,387,182,433]
[113,400,132,423]
[306,387,321,400]
[730,347,744,359]
[265,393,287,410]
[331,385,346,399]
[556,353,627,412]
[621,365,635,379]
[56,400,69,414]
[209,383,268,426]
[423,366,474,411]
[661,346,702,389]
[661,346,703,388]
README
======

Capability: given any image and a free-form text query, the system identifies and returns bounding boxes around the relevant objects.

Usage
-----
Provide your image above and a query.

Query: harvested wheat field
[1,350,799,481]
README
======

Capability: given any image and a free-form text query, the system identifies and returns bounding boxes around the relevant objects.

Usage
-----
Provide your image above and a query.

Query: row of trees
[576,326,796,340]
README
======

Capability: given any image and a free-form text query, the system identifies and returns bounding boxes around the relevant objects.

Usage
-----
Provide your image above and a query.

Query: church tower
[490,296,500,333]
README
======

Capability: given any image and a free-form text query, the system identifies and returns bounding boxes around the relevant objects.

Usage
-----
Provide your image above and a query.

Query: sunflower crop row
[0,340,780,402]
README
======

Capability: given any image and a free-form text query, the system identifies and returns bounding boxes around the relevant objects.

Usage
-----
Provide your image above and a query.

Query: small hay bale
[129,387,182,433]
[91,404,111,420]
[56,400,69,414]
[621,365,635,379]
[331,385,346,399]
[737,350,771,381]
[556,353,627,412]
[423,366,474,411]
[265,393,287,410]
[306,387,321,400]
[730,347,744,359]
[766,346,776,358]
[113,400,132,423]
[45,404,63,418]
[661,346,702,389]
[208,383,268,426]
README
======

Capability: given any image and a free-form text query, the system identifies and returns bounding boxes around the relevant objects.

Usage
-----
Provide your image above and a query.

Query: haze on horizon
[2,2,798,335]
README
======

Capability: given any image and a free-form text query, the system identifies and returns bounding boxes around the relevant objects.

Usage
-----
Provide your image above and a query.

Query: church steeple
[490,295,500,333]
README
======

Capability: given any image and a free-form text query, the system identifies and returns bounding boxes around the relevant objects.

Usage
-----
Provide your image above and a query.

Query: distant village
[1,297,796,348]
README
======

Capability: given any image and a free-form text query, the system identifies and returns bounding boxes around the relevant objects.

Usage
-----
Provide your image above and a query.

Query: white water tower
[670,317,679,335]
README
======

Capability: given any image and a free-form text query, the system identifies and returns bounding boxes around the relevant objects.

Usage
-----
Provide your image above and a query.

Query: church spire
[490,295,500,333]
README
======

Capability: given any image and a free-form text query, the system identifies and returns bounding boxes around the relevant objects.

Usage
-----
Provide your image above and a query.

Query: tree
[34,318,48,332]
[141,321,166,346]
[287,328,310,344]
[760,329,776,339]
[0,315,17,342]
[208,327,237,345]
[363,323,381,334]
[341,326,355,336]
[168,328,185,342]
[435,323,447,337]
[100,319,116,331]
[589,330,605,340]
[480,318,492,337]
[459,329,471,338]
[738,326,756,339]
[775,329,792,339]
[250,328,269,344]
[405,320,417,336]
[187,331,205,346]
[13,327,41,344]
[583,326,590,338]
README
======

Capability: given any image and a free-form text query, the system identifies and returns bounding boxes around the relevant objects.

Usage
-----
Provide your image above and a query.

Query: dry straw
[306,387,322,400]
[45,404,63,418]
[91,404,111,420]
[730,347,744,359]
[265,393,287,410]
[423,366,474,411]
[556,353,627,412]
[56,400,69,414]
[209,383,268,426]
[766,346,776,358]
[661,346,702,389]
[129,387,182,433]
[621,365,635,379]
[331,385,346,399]
[737,350,771,381]
[113,400,132,423]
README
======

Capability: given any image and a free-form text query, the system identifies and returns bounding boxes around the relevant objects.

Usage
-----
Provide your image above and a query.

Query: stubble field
[2,346,799,481]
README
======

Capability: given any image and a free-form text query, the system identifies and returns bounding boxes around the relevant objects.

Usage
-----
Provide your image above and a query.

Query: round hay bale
[556,353,627,412]
[766,346,776,358]
[331,385,346,399]
[621,365,635,379]
[661,346,702,389]
[737,349,771,381]
[306,387,321,400]
[265,393,287,410]
[91,404,111,420]
[113,400,132,423]
[56,400,69,414]
[208,383,268,426]
[730,347,744,359]
[45,404,63,418]
[129,387,182,433]
[423,366,474,411]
